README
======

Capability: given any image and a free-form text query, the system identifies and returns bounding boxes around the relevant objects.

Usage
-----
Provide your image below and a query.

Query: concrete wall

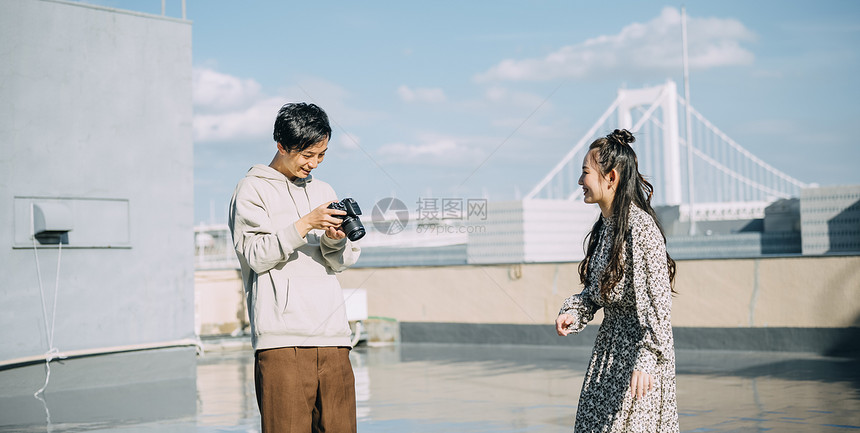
[195,269,246,336]
[195,256,859,345]
[0,0,194,364]
[335,256,860,328]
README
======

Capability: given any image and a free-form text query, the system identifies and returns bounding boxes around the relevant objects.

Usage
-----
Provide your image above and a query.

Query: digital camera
[327,198,366,241]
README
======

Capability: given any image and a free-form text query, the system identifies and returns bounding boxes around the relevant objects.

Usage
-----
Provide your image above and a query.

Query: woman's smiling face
[579,148,614,209]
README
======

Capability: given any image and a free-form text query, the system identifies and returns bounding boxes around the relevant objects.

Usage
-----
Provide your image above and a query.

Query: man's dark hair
[273,103,332,152]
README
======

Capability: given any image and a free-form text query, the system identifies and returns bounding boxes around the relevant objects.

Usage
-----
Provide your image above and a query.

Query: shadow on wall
[760,231,801,255]
[761,198,801,255]
[824,312,860,359]
[827,199,860,254]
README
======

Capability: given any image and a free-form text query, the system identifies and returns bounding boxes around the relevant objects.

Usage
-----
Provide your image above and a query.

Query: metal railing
[195,224,239,270]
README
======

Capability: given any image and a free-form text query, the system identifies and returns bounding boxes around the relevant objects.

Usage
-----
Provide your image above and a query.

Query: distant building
[801,185,860,255]
[196,188,860,269]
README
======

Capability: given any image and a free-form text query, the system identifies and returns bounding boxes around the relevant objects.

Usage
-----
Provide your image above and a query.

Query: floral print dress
[559,206,678,433]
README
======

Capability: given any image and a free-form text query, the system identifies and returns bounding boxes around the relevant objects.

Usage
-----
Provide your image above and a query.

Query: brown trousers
[255,347,357,433]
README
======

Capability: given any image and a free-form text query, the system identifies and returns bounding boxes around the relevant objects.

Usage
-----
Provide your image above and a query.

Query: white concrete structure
[801,185,860,255]
[467,199,599,263]
[0,0,194,398]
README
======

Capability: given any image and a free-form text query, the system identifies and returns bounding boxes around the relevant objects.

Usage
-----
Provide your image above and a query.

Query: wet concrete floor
[2,343,859,432]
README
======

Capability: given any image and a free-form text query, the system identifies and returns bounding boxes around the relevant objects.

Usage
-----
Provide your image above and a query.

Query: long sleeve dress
[559,206,678,433]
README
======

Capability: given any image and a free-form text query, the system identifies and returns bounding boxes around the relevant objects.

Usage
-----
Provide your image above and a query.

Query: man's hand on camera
[295,201,346,238]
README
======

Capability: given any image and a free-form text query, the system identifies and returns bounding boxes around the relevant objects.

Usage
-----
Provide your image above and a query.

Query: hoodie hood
[246,164,313,186]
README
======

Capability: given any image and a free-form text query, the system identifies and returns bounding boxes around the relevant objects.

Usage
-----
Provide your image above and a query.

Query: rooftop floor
[2,343,859,432]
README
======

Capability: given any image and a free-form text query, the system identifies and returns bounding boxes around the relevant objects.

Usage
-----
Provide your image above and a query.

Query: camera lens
[341,217,366,241]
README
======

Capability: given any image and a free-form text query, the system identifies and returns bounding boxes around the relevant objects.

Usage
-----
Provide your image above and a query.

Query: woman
[556,129,678,432]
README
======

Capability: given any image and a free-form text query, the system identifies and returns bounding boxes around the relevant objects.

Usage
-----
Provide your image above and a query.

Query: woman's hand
[630,370,654,399]
[555,314,574,336]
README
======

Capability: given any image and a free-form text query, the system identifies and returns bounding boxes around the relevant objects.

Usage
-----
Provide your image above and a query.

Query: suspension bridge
[525,80,808,225]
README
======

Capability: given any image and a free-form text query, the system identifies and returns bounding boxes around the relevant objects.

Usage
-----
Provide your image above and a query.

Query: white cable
[31,204,65,399]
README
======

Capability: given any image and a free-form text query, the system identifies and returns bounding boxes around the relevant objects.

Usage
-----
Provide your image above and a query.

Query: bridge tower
[616,81,683,205]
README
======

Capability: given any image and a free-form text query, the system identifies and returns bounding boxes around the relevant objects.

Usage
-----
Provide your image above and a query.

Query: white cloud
[193,96,284,143]
[379,134,485,166]
[475,7,755,82]
[192,68,380,143]
[397,85,447,103]
[192,68,263,113]
[192,67,277,142]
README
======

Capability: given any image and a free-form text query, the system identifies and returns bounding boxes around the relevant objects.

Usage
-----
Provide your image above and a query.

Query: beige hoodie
[228,164,360,349]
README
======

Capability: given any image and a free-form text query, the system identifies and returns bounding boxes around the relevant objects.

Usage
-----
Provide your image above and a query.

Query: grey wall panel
[0,0,193,362]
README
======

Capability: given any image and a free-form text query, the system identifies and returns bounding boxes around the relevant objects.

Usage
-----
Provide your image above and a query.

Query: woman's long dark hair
[578,129,676,300]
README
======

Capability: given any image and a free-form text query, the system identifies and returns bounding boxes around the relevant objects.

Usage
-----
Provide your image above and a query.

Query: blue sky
[82,1,860,224]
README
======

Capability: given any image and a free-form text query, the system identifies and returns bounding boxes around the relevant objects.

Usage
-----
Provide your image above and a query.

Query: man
[228,102,360,433]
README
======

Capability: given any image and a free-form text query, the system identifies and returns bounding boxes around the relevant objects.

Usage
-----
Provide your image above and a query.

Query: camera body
[327,198,366,241]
